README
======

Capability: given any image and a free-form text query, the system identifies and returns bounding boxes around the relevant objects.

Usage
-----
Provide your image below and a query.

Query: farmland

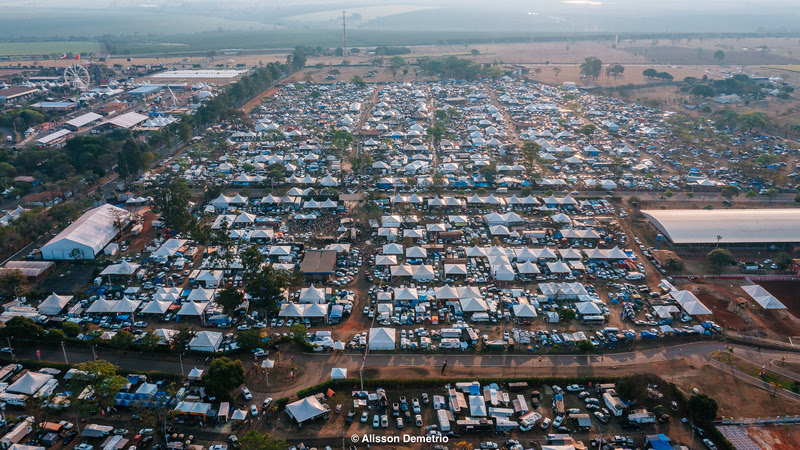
[0,41,103,56]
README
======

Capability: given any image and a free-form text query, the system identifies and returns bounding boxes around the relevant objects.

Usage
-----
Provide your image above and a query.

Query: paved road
[11,341,208,375]
[11,339,800,403]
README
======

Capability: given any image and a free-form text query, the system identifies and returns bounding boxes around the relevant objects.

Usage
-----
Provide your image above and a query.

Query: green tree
[70,360,127,412]
[350,75,366,88]
[246,266,289,313]
[664,189,674,199]
[171,327,196,352]
[775,252,793,271]
[62,321,82,337]
[666,258,685,273]
[579,57,603,80]
[0,270,25,298]
[239,431,287,450]
[707,248,736,272]
[521,186,532,196]
[558,308,577,322]
[289,323,308,344]
[471,49,480,58]
[217,287,244,315]
[331,129,354,157]
[765,188,779,202]
[738,112,768,133]
[577,340,594,353]
[606,63,625,80]
[389,56,406,79]
[746,190,757,198]
[691,84,715,98]
[687,394,718,423]
[520,141,541,180]
[109,330,135,349]
[643,68,659,78]
[713,50,725,62]
[150,178,193,232]
[237,329,262,351]
[46,328,65,341]
[0,316,44,338]
[720,185,740,200]
[579,124,597,136]
[426,123,446,148]
[138,331,161,352]
[202,357,245,400]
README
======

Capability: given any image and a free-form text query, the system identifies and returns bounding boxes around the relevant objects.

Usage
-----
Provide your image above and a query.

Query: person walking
[441,359,448,375]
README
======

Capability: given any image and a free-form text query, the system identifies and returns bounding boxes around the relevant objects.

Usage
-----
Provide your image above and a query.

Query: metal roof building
[40,204,131,259]
[641,209,800,249]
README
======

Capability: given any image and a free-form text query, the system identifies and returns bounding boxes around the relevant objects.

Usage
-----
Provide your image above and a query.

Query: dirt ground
[757,281,800,312]
[679,364,800,418]
[740,425,800,450]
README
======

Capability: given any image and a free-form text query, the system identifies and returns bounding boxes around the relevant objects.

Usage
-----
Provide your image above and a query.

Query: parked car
[241,387,252,400]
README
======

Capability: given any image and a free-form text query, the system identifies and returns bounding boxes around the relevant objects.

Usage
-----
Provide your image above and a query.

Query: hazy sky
[1,0,799,36]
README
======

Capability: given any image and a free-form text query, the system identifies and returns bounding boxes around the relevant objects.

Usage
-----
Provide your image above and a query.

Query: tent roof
[286,396,327,423]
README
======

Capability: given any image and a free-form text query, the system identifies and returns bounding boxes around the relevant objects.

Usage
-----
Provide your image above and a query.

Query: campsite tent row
[278,303,328,319]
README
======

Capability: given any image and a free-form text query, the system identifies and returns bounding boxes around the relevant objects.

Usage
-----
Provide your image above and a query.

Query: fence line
[707,358,800,403]
[719,415,800,426]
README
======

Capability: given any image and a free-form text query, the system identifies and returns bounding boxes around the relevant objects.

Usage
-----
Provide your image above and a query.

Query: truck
[552,394,565,417]
[628,409,656,424]
[437,409,452,432]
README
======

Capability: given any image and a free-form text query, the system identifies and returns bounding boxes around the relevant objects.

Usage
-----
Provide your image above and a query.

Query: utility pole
[61,341,69,365]
[179,353,185,377]
[342,11,348,65]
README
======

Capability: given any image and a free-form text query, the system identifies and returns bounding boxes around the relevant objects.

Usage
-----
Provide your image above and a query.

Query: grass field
[0,41,103,56]
[284,5,439,22]
[711,351,800,393]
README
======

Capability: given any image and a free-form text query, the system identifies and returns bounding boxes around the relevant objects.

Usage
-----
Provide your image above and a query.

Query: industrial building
[641,209,800,250]
[40,204,132,260]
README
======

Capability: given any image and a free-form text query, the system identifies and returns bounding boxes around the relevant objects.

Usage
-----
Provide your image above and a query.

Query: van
[625,272,645,280]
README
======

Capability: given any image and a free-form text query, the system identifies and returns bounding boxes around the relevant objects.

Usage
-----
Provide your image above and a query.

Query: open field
[0,41,103,56]
[284,5,440,22]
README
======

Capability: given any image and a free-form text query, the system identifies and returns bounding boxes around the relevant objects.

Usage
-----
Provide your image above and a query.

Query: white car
[540,417,551,429]
[242,387,252,400]
[250,405,258,417]
[566,384,585,392]
[480,443,498,449]
[552,415,564,428]
[75,445,93,450]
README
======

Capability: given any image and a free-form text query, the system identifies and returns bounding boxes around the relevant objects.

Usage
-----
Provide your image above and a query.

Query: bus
[581,315,606,325]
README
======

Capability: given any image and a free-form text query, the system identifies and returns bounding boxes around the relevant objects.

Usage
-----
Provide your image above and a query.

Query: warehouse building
[299,250,337,281]
[641,209,800,250]
[40,204,132,260]
[0,86,38,104]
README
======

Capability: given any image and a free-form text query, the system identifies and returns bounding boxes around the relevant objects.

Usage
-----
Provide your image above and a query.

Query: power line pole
[61,341,69,365]
[342,11,348,65]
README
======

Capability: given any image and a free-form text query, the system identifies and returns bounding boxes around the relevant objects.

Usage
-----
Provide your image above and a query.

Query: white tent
[40,204,131,260]
[512,304,538,318]
[331,368,348,379]
[100,259,140,276]
[38,293,72,316]
[187,367,204,381]
[299,285,326,304]
[672,290,713,315]
[188,331,222,352]
[141,300,172,315]
[368,327,396,350]
[178,301,208,316]
[742,285,786,310]
[576,302,602,316]
[460,297,488,312]
[7,371,53,395]
[286,396,328,424]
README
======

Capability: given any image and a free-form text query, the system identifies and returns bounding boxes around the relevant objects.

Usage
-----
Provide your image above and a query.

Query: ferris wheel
[64,63,90,90]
